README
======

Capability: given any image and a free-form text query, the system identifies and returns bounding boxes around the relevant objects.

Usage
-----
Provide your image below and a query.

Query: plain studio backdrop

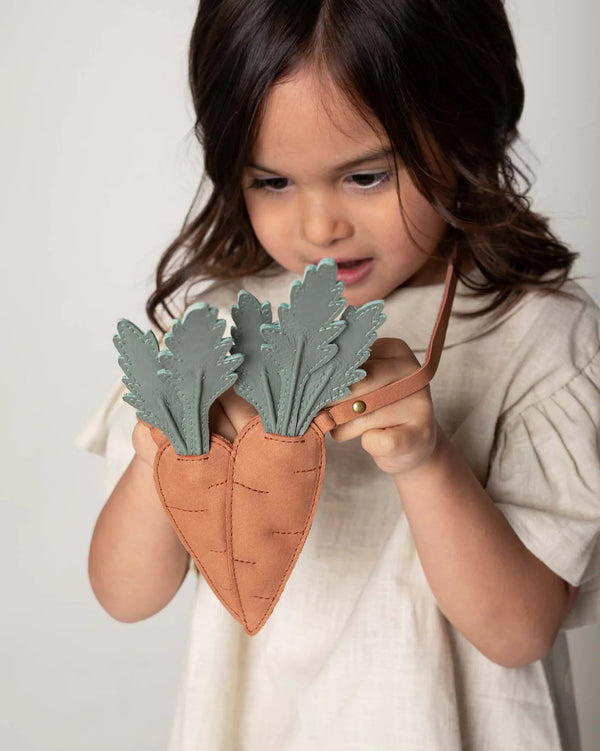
[1,1,598,749]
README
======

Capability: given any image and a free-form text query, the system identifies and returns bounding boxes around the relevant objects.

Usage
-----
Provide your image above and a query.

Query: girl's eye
[247,177,291,192]
[349,171,391,190]
[247,170,391,193]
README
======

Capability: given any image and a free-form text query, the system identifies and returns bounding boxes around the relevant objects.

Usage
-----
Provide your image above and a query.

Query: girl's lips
[334,258,374,286]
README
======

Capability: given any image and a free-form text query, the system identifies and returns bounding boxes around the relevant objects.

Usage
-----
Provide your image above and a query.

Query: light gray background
[1,1,598,748]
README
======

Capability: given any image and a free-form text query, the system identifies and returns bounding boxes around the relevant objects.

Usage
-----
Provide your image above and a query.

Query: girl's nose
[299,194,354,247]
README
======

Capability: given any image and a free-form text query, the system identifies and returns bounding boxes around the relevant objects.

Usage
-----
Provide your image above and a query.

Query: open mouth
[334,258,375,285]
[312,257,373,268]
[337,258,369,268]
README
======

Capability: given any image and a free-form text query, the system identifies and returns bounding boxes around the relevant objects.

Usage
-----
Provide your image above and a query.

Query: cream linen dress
[76,266,600,751]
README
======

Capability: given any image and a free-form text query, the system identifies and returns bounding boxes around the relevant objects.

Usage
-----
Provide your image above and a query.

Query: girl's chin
[341,286,382,308]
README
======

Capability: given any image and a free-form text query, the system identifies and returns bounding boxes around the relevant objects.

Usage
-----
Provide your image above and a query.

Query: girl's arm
[330,337,578,668]
[88,421,190,623]
[392,424,579,668]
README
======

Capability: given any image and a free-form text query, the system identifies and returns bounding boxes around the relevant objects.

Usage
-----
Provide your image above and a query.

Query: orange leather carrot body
[148,415,326,635]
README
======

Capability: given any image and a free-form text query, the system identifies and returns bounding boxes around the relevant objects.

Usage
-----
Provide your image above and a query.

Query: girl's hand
[132,419,159,468]
[329,337,440,476]
[209,387,259,443]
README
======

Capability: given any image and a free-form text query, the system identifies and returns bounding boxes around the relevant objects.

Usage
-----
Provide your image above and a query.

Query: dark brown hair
[146,0,582,333]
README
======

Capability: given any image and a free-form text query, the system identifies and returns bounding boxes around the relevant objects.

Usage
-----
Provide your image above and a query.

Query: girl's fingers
[328,338,421,407]
[368,337,413,359]
[329,385,431,442]
[217,386,259,433]
[208,399,237,442]
[132,419,159,466]
[328,338,432,443]
[212,339,420,442]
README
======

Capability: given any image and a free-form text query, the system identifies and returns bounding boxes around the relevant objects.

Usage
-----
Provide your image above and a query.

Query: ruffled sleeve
[75,375,137,495]
[485,348,600,630]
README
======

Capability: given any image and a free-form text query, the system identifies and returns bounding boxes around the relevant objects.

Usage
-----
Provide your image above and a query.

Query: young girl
[78,1,600,749]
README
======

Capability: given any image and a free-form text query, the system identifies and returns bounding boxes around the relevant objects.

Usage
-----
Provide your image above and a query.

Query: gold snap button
[352,400,366,414]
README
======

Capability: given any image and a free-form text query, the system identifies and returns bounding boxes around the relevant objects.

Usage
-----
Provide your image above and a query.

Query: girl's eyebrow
[247,147,395,175]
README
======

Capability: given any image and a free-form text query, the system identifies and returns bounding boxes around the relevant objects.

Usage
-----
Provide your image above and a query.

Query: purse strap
[313,260,458,435]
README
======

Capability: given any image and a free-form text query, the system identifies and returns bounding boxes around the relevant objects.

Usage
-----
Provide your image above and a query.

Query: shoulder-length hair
[146,0,580,333]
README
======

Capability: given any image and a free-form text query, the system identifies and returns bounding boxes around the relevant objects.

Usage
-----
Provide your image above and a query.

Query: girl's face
[242,68,455,308]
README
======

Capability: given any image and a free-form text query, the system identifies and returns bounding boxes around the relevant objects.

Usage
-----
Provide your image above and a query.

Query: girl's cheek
[247,203,290,249]
[252,219,298,272]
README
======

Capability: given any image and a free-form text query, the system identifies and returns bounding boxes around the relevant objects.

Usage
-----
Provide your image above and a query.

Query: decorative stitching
[155,440,241,620]
[159,413,325,634]
[174,453,213,462]
[167,505,208,513]
[264,434,306,443]
[234,418,325,634]
[252,420,325,633]
[232,481,269,494]
[272,530,303,535]
[228,417,270,629]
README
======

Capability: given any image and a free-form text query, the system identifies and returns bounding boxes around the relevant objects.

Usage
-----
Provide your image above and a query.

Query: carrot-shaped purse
[113,258,457,634]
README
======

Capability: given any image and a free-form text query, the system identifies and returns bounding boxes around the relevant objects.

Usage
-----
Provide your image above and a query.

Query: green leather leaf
[294,300,386,435]
[158,303,244,455]
[230,291,279,433]
[113,320,187,454]
[260,259,347,434]
[230,258,386,437]
[114,258,386,450]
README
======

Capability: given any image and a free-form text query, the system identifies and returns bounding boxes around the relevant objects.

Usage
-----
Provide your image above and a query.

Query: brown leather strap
[313,261,458,434]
